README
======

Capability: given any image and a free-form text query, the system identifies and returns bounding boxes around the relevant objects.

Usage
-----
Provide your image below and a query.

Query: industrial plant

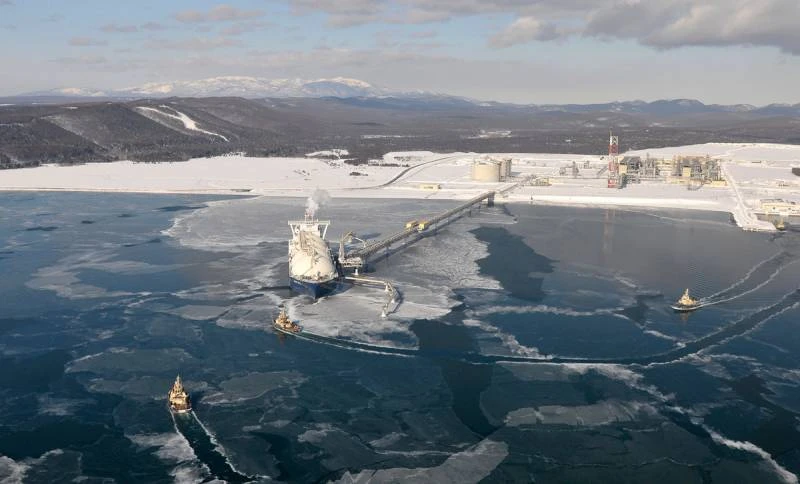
[550,132,729,190]
[283,132,796,320]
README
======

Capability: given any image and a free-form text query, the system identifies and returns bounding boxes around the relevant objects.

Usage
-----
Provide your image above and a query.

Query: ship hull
[289,277,338,299]
[273,324,302,336]
[671,304,700,312]
[169,403,191,414]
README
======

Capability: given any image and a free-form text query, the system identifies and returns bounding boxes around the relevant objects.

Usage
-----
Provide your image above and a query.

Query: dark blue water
[1,192,799,483]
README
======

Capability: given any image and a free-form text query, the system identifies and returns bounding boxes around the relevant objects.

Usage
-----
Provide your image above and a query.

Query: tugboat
[168,375,191,413]
[273,308,301,335]
[671,288,701,312]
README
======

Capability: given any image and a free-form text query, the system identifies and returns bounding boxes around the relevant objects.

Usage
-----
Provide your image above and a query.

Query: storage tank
[472,161,501,182]
[499,158,512,179]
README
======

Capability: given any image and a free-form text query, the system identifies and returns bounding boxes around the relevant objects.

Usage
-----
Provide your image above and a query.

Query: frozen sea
[1,191,800,483]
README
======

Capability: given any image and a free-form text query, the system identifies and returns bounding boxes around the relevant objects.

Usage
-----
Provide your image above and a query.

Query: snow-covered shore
[1,143,798,232]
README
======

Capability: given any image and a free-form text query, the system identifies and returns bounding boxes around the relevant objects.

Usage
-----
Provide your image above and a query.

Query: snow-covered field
[0,155,408,195]
[134,106,229,142]
[1,143,798,231]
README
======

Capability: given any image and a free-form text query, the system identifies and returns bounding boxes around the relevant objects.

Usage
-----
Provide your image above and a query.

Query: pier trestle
[339,190,497,271]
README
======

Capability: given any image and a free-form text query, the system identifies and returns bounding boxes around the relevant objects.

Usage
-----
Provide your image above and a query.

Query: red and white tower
[607,131,619,188]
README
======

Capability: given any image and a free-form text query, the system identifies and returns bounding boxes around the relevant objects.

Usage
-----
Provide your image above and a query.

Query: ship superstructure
[288,211,339,299]
[672,288,700,312]
[274,307,301,334]
[168,375,191,413]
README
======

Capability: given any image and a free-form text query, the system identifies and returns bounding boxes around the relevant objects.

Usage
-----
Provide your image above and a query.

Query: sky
[1,0,800,104]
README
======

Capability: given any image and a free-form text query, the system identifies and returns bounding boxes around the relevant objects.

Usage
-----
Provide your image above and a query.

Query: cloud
[410,30,437,39]
[289,0,387,27]
[101,22,165,33]
[175,4,264,23]
[288,0,547,26]
[148,37,242,51]
[0,0,13,5]
[583,0,800,55]
[43,13,63,22]
[52,55,108,65]
[69,37,108,47]
[142,22,166,31]
[284,0,800,55]
[488,17,561,48]
[219,20,273,36]
[372,29,445,50]
[101,23,138,33]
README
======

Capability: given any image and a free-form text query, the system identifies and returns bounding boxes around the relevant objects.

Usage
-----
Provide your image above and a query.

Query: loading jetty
[338,190,496,273]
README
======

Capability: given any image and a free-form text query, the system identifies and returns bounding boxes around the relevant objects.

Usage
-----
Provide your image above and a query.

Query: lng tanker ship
[288,210,339,299]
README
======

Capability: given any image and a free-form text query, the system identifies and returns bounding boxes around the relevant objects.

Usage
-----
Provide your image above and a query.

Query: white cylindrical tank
[472,161,501,182]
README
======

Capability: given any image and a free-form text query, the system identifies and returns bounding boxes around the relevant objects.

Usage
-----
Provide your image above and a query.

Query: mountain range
[3,77,800,170]
[20,77,410,101]
[12,76,800,117]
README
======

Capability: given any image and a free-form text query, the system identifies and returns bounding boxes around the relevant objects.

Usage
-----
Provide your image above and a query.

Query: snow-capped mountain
[14,79,800,117]
[23,76,402,99]
[39,87,112,98]
[118,76,393,98]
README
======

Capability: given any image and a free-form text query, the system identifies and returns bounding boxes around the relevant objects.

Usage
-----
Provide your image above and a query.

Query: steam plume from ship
[305,189,331,219]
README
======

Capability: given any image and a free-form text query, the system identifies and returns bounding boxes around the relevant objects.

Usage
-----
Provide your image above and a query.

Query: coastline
[0,184,734,215]
[1,142,797,232]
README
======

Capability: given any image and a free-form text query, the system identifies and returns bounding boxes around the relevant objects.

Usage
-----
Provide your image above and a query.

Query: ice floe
[334,438,508,484]
[505,399,659,427]
[129,432,211,484]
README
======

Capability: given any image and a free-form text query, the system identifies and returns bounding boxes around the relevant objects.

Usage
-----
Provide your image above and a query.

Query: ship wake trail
[472,289,800,366]
[170,411,252,483]
[700,251,798,306]
[290,291,800,369]
[620,289,800,365]
[292,330,418,358]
